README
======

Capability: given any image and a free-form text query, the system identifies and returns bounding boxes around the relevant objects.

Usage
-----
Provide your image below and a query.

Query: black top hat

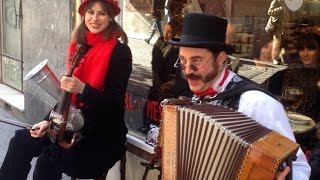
[169,13,234,54]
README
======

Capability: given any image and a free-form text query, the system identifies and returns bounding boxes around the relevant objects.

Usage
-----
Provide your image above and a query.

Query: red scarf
[194,69,229,97]
[67,31,118,103]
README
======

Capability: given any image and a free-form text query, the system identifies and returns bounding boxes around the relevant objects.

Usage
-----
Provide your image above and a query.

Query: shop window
[123,0,320,143]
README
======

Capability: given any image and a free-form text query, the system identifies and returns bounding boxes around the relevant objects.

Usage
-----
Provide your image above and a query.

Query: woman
[265,34,320,117]
[0,0,132,179]
[295,33,320,68]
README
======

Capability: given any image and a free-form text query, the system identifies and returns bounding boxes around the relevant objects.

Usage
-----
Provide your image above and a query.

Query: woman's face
[299,47,319,66]
[163,24,174,42]
[85,2,111,34]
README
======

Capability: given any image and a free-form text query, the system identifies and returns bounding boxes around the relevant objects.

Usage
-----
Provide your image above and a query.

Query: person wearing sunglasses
[169,13,310,180]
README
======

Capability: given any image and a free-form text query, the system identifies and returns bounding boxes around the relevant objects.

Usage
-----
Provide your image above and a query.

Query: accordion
[161,104,299,180]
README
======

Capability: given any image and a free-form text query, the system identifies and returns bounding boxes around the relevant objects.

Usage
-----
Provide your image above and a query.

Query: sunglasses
[174,57,211,71]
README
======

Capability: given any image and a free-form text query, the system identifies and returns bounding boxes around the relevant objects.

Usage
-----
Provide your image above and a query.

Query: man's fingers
[277,166,290,180]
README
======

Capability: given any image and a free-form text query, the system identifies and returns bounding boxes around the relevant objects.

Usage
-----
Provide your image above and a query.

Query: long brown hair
[71,0,128,45]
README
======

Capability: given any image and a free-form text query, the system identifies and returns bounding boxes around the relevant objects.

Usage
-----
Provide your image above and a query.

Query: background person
[145,0,166,44]
[168,13,310,179]
[141,16,192,134]
[291,33,320,180]
[293,33,320,68]
[265,33,320,120]
[151,16,184,88]
[266,0,287,64]
[0,0,132,179]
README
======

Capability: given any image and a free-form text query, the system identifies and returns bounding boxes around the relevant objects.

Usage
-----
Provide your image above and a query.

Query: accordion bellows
[161,104,299,180]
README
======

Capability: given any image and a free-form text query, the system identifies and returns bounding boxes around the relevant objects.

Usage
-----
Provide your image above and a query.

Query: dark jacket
[77,41,132,149]
[265,67,320,123]
[151,37,178,87]
[47,41,132,151]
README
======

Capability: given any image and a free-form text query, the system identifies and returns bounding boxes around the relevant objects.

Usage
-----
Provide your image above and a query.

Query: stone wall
[22,0,71,124]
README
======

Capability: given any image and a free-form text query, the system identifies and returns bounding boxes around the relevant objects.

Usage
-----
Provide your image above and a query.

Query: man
[168,13,310,180]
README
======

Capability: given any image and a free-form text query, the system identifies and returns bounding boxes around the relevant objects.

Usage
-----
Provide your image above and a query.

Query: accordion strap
[208,81,278,102]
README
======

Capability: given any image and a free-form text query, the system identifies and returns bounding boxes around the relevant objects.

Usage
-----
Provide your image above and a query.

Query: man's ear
[217,51,228,67]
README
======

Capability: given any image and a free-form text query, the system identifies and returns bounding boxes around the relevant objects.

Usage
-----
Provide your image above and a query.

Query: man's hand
[60,75,85,94]
[30,120,50,138]
[276,166,290,180]
[159,79,175,94]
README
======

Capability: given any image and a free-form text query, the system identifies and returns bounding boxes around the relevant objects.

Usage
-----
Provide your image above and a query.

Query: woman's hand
[60,75,85,94]
[30,120,50,138]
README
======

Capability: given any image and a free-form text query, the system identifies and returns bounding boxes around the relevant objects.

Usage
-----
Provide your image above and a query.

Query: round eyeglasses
[174,57,210,71]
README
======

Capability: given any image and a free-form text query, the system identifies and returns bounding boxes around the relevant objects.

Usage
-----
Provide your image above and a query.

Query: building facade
[0,0,319,179]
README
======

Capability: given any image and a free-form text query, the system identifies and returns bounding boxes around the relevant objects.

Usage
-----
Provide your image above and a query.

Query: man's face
[179,47,225,93]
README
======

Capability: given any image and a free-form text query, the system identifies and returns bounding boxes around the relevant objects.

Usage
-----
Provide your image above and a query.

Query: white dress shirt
[207,69,311,179]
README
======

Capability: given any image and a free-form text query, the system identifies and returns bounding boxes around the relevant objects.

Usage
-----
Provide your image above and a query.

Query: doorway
[1,0,23,91]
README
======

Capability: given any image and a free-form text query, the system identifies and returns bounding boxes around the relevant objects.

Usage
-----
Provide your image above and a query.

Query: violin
[47,44,89,149]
